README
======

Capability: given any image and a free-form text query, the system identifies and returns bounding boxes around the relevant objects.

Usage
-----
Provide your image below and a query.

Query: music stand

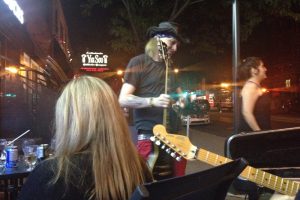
[225,127,300,169]
[225,127,300,198]
[130,158,247,200]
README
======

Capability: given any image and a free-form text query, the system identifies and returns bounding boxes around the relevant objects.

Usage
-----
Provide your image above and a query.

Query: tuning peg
[155,140,161,146]
[150,136,156,142]
[170,152,176,158]
[176,156,182,162]
[161,144,166,149]
[166,148,171,153]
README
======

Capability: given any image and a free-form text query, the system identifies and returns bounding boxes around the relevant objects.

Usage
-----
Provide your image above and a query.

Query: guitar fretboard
[197,149,300,196]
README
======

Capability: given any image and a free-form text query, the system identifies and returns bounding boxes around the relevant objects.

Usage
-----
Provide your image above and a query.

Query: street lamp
[1,66,19,77]
[116,70,123,76]
[220,82,230,88]
[5,66,19,74]
[174,68,179,74]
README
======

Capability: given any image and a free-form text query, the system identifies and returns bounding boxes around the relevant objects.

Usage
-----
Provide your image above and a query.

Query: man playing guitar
[119,21,186,180]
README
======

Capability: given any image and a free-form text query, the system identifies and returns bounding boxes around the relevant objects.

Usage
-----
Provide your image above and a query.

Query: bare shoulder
[241,83,259,97]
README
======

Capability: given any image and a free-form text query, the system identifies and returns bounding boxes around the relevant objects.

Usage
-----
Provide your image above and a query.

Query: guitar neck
[197,148,299,196]
[163,108,168,127]
[162,51,170,127]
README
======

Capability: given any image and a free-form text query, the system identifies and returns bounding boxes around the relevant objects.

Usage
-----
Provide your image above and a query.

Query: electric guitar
[156,37,170,127]
[147,37,172,172]
[151,124,300,197]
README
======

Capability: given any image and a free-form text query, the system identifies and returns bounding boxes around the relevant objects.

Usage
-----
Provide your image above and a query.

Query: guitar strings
[197,149,299,196]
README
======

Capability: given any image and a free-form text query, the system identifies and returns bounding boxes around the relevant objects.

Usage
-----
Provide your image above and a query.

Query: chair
[0,171,29,200]
[130,158,247,200]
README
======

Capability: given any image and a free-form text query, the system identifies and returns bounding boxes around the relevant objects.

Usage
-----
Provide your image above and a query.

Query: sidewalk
[184,130,239,199]
[185,130,226,174]
[210,111,300,125]
[271,114,300,124]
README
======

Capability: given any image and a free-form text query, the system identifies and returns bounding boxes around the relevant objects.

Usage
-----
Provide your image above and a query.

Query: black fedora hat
[146,21,188,43]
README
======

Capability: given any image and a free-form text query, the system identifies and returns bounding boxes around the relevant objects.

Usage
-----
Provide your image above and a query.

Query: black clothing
[124,54,178,131]
[235,92,271,200]
[124,53,180,180]
[18,156,94,200]
[18,154,152,200]
[238,92,271,133]
[296,191,300,200]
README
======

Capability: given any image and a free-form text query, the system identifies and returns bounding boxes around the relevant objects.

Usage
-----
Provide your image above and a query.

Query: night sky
[62,0,112,67]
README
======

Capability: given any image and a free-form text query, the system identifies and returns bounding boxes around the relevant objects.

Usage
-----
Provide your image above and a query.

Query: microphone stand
[186,115,190,138]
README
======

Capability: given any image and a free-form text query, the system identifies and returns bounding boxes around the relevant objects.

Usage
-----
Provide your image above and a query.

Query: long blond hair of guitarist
[119,21,186,180]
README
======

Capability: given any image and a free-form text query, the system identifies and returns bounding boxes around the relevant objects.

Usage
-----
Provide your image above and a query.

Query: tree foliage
[80,0,300,60]
[81,0,205,56]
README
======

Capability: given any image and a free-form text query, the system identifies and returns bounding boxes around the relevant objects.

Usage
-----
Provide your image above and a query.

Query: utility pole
[232,0,240,135]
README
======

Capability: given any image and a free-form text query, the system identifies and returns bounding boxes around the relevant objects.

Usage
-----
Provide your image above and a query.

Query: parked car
[214,89,233,112]
[270,92,300,114]
[181,113,210,126]
[180,99,211,126]
[217,96,233,111]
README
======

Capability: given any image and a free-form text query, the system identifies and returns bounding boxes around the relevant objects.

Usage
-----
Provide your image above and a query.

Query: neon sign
[81,52,109,72]
[3,0,24,24]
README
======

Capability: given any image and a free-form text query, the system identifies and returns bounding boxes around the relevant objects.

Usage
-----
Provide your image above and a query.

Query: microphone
[155,37,168,60]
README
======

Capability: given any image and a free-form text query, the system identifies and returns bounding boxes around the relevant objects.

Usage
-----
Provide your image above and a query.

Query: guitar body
[151,124,299,197]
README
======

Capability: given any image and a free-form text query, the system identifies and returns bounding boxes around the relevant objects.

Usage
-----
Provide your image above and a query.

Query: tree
[80,0,300,56]
[81,0,205,56]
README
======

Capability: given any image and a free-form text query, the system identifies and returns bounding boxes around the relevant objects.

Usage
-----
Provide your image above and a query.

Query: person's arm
[118,83,170,108]
[241,84,261,131]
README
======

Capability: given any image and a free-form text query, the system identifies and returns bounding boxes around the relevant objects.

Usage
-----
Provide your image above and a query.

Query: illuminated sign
[81,52,109,72]
[3,0,24,24]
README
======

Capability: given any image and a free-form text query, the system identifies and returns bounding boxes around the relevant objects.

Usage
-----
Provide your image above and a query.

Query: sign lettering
[3,0,24,24]
[81,52,108,67]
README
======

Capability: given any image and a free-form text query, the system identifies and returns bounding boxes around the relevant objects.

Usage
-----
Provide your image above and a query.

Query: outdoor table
[0,162,30,200]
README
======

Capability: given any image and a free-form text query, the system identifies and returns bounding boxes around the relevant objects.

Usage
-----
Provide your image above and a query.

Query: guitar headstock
[155,37,169,61]
[151,124,197,161]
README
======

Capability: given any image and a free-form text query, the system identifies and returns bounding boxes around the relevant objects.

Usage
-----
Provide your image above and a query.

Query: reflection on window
[285,79,291,88]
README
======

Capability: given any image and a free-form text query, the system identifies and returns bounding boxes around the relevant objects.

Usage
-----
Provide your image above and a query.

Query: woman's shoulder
[242,82,261,96]
[25,158,58,185]
[18,158,59,200]
[29,158,57,176]
[19,155,92,200]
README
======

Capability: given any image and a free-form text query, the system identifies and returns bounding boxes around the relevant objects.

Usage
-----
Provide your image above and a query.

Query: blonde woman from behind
[18,75,152,200]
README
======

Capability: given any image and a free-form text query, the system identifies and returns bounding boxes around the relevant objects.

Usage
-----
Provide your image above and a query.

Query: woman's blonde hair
[54,76,150,199]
